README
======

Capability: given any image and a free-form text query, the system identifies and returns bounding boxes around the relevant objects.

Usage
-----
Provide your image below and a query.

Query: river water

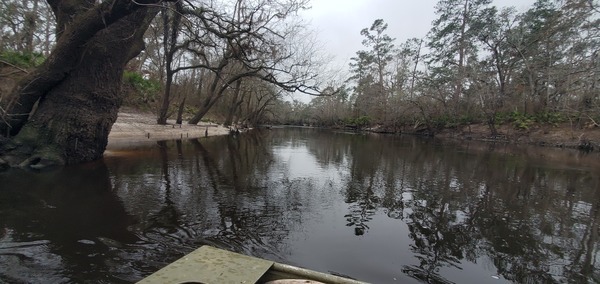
[1,128,599,283]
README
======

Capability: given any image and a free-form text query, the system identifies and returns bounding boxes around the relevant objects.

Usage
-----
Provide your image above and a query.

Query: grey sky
[300,0,536,69]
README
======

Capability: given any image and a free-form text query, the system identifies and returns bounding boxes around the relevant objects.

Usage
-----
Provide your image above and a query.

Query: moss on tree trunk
[0,5,158,170]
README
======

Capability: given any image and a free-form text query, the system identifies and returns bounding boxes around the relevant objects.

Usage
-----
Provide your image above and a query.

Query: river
[1,127,599,283]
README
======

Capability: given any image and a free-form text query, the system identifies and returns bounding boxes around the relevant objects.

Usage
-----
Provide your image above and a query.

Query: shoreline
[359,122,600,152]
[106,109,600,153]
[434,123,600,151]
[106,110,230,150]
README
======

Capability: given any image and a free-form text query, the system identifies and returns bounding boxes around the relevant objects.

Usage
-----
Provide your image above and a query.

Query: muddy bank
[432,123,600,151]
[355,122,600,151]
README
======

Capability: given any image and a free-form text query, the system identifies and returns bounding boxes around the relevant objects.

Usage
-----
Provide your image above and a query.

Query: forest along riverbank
[363,122,600,152]
[106,107,600,153]
[106,109,230,150]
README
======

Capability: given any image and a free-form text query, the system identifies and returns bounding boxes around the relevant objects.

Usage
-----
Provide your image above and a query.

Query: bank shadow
[0,161,137,282]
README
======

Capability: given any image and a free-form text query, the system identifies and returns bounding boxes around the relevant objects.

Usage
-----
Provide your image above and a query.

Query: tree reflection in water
[1,128,599,283]
[302,129,600,283]
[108,131,311,268]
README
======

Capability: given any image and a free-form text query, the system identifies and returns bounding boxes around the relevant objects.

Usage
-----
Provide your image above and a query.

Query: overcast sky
[299,0,536,72]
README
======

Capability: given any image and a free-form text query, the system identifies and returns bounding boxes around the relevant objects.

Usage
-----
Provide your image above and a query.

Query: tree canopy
[0,0,336,169]
[299,0,599,136]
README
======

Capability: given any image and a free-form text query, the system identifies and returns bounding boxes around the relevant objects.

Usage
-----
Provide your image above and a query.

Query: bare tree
[156,1,183,125]
[168,0,333,125]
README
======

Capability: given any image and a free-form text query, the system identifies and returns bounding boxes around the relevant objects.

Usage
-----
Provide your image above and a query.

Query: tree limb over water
[0,0,336,170]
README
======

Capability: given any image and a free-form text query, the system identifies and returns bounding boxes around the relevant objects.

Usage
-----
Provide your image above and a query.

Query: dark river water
[1,128,599,283]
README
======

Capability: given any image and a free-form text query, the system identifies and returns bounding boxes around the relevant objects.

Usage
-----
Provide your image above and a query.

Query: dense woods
[0,0,599,167]
[299,0,600,137]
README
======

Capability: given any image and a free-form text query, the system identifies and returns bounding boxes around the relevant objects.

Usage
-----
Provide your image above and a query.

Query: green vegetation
[346,116,371,128]
[494,111,567,130]
[534,111,566,125]
[122,70,161,106]
[0,50,44,68]
[494,111,530,130]
[123,71,160,94]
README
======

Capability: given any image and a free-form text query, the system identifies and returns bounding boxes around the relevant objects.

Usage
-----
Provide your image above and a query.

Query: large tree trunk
[188,99,217,125]
[175,96,186,124]
[224,80,243,127]
[0,3,158,169]
[156,3,182,125]
[187,79,222,125]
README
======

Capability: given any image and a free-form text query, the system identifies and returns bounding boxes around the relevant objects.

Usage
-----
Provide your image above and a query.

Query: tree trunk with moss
[0,1,162,170]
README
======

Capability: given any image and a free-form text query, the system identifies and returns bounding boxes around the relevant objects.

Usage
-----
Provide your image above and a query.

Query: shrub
[494,112,511,125]
[122,70,161,104]
[459,114,478,125]
[534,111,565,125]
[355,116,371,127]
[495,110,568,129]
[123,71,160,93]
[432,115,451,128]
[509,111,534,130]
[345,116,371,128]
[0,50,45,67]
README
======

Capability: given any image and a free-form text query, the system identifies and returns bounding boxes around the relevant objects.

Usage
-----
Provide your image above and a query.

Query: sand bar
[106,110,230,150]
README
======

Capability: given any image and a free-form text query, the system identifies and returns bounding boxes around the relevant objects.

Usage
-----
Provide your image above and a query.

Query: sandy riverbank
[106,110,230,150]
[106,109,600,153]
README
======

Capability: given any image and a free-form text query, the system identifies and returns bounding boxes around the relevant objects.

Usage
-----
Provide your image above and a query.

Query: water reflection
[0,128,599,283]
[0,161,137,283]
[299,130,600,283]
